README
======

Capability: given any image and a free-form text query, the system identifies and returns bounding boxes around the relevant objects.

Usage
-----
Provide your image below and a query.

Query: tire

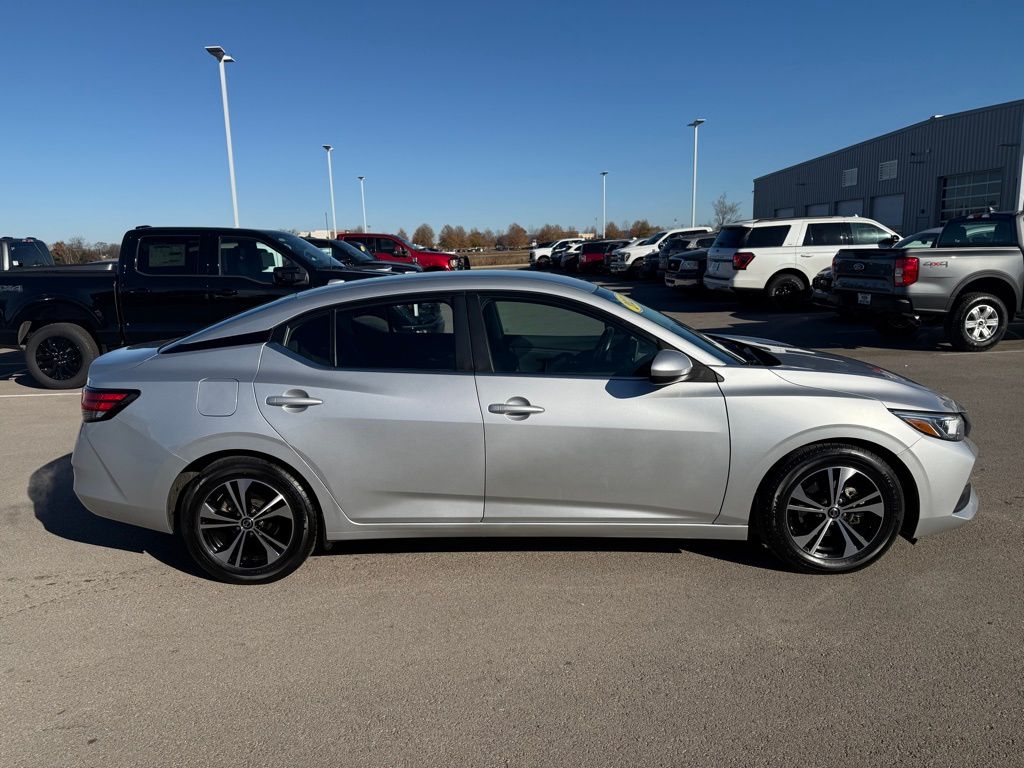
[872,314,919,339]
[766,273,809,310]
[24,322,98,390]
[179,457,318,584]
[946,292,1008,352]
[754,443,904,574]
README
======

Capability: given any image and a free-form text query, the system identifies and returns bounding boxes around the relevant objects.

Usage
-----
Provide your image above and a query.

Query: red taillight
[894,255,919,287]
[733,252,755,270]
[81,387,139,423]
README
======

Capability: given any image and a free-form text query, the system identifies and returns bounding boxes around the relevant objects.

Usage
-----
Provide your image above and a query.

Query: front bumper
[901,434,979,539]
[665,271,701,288]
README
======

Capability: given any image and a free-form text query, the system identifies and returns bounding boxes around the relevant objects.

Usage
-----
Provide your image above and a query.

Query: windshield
[594,287,744,364]
[640,231,667,245]
[328,239,375,264]
[271,232,346,268]
[7,240,53,267]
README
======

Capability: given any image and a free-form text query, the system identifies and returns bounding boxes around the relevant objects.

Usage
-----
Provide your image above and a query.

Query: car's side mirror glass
[649,349,694,386]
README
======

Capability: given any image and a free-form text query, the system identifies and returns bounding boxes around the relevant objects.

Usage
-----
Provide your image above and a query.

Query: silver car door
[255,294,484,523]
[471,293,730,524]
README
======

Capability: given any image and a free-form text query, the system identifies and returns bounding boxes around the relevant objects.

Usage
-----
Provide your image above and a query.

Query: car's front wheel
[180,457,318,584]
[755,443,904,573]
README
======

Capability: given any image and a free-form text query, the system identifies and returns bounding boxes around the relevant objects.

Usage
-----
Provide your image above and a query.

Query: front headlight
[449,257,460,267]
[891,410,965,441]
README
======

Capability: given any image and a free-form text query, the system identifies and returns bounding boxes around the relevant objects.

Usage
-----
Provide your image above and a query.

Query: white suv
[529,238,584,268]
[702,217,899,307]
[608,227,712,275]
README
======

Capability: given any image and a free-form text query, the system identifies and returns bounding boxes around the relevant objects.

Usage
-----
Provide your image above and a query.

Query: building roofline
[754,99,1024,182]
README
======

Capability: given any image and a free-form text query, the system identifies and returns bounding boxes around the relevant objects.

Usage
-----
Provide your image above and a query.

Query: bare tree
[504,223,529,249]
[397,228,409,241]
[411,223,435,247]
[629,219,657,238]
[709,193,742,229]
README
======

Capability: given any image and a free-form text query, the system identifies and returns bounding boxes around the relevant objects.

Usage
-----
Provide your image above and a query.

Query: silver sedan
[72,271,978,583]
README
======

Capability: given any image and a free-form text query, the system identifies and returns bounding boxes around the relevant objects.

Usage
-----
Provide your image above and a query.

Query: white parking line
[0,392,80,398]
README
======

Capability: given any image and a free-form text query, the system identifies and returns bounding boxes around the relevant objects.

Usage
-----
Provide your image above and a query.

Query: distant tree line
[401,219,666,250]
[50,237,120,264]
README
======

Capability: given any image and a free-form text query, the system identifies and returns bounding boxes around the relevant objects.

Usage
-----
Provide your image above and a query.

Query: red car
[577,239,630,273]
[338,232,468,271]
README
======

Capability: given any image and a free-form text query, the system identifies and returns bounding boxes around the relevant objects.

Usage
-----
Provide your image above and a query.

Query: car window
[336,299,456,371]
[713,227,749,249]
[137,236,201,275]
[850,222,892,245]
[697,237,716,248]
[936,219,1018,248]
[219,237,290,282]
[375,237,398,255]
[745,225,791,248]
[7,240,52,267]
[802,223,847,247]
[480,297,659,377]
[282,311,332,367]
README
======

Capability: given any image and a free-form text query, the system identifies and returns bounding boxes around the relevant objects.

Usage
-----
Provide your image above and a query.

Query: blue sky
[3,0,1022,243]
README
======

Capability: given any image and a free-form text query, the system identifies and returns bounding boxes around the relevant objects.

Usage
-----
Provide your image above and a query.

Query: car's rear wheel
[180,457,318,584]
[946,292,1008,352]
[24,322,98,390]
[766,273,809,310]
[755,443,904,573]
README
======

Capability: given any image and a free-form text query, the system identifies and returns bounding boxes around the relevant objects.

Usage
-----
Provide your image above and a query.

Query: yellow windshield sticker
[613,292,643,313]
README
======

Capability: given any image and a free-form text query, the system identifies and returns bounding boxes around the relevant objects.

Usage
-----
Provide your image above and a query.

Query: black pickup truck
[0,226,386,389]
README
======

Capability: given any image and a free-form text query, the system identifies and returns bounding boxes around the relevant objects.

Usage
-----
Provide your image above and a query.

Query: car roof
[165,270,602,349]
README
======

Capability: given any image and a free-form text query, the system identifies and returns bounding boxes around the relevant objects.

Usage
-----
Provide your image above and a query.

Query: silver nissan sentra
[72,271,978,583]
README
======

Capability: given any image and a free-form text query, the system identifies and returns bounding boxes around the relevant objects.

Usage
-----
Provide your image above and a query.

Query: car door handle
[488,397,544,420]
[213,288,238,297]
[266,390,323,411]
[799,253,815,258]
[124,287,150,295]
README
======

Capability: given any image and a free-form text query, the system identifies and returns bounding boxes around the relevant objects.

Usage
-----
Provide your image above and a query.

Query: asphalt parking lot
[2,277,1023,768]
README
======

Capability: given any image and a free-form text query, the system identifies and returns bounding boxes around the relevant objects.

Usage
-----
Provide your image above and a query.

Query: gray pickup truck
[832,211,1023,351]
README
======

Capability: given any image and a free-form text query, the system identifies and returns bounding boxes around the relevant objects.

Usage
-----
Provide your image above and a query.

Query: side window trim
[469,290,664,378]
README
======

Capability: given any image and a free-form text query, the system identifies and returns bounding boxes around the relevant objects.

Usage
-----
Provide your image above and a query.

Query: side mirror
[885,234,900,245]
[273,264,309,287]
[649,349,694,386]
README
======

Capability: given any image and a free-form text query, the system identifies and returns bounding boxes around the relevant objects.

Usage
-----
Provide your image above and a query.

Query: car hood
[717,334,961,412]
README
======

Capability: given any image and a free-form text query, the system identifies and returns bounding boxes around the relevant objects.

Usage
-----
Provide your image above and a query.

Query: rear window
[745,225,791,248]
[581,242,605,253]
[713,227,749,249]
[7,240,52,267]
[937,218,1018,248]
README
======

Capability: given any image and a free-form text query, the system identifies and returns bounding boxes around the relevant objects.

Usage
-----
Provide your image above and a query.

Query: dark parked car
[663,248,712,291]
[0,226,387,389]
[1,237,53,270]
[303,237,423,273]
[641,233,717,280]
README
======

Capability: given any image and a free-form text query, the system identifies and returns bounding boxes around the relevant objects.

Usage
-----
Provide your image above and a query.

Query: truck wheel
[872,314,919,339]
[946,292,1008,352]
[24,323,99,390]
[766,273,809,310]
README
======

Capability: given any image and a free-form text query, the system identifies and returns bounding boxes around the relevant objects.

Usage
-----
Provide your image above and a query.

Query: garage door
[774,207,795,218]
[806,203,830,216]
[836,199,863,216]
[871,194,904,231]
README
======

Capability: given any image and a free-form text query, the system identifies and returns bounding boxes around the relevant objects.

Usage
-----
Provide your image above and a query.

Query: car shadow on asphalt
[29,455,786,576]
[28,453,208,579]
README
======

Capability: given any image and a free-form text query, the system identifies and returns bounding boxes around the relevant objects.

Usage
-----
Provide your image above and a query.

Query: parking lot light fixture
[205,46,239,227]
[688,118,705,228]
[323,145,337,238]
[600,171,608,238]
[358,176,367,233]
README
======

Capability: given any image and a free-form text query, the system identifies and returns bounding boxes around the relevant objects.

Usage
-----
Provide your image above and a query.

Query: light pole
[205,46,239,227]
[600,171,608,237]
[357,176,367,233]
[322,145,337,237]
[687,118,705,228]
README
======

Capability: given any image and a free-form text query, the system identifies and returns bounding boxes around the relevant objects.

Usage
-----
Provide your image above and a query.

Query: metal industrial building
[753,99,1024,236]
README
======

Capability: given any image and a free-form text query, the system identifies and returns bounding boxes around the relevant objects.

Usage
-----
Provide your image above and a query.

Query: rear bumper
[835,290,916,316]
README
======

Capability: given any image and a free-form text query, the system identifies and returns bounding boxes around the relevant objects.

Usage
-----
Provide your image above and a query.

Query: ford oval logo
[853,262,865,271]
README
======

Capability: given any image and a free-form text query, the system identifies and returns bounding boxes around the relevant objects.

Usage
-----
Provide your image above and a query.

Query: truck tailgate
[833,248,898,294]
